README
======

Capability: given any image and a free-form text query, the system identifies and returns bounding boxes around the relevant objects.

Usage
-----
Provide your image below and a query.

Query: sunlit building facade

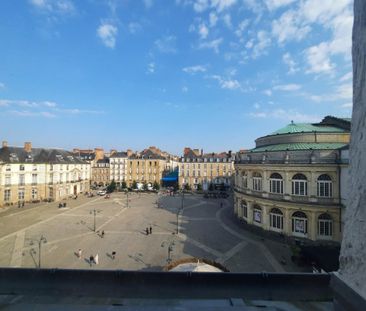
[233,116,351,243]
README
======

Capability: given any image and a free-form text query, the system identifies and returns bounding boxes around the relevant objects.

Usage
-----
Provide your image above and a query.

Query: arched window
[292,211,308,235]
[318,213,333,237]
[292,174,308,196]
[240,171,248,189]
[253,204,262,223]
[252,172,262,191]
[269,173,283,194]
[317,174,333,198]
[269,208,283,230]
[241,200,248,218]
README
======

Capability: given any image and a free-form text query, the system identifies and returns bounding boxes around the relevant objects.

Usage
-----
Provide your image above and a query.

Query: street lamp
[89,209,101,232]
[176,190,185,234]
[161,240,175,264]
[29,235,47,269]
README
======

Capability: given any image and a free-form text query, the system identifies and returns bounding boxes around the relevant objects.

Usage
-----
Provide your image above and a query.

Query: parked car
[97,190,107,196]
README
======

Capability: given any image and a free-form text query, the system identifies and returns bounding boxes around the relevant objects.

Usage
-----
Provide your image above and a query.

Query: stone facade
[0,142,90,207]
[233,117,350,243]
[179,148,234,190]
[91,158,110,187]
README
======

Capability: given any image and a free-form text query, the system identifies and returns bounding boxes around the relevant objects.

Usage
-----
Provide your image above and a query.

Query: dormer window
[5,164,11,171]
[19,164,25,171]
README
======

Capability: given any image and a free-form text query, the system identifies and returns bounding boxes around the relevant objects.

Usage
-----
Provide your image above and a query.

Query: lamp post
[29,235,47,269]
[89,209,101,232]
[176,190,185,234]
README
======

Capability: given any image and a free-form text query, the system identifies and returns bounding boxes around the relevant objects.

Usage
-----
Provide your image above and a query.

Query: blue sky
[0,0,353,155]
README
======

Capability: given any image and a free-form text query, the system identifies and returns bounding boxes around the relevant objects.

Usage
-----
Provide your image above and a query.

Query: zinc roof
[270,123,346,135]
[249,143,348,153]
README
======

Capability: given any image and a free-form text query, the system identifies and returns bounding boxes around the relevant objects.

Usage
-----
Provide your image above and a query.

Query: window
[4,189,11,202]
[32,174,37,185]
[318,213,333,237]
[292,174,308,196]
[269,173,283,194]
[31,188,38,200]
[253,205,262,223]
[317,174,333,198]
[252,172,262,191]
[19,174,25,186]
[241,200,247,218]
[32,164,37,171]
[292,211,308,235]
[18,189,25,200]
[6,165,11,171]
[270,208,283,230]
[19,164,25,171]
[5,175,11,186]
[241,172,248,188]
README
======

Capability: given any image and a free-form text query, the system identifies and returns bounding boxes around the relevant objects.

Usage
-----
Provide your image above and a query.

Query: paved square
[0,192,292,272]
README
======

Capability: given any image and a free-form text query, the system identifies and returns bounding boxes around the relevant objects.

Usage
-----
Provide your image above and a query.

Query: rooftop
[249,142,349,153]
[269,122,346,136]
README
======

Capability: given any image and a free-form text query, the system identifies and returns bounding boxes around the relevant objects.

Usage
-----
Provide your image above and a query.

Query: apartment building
[179,148,234,190]
[0,141,90,207]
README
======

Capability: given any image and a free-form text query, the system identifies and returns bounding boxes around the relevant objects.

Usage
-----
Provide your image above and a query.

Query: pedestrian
[112,251,116,260]
[18,201,21,208]
[89,255,94,267]
[149,226,152,234]
[95,253,99,265]
[146,227,149,235]
[101,230,105,238]
[22,202,25,208]
[78,249,82,259]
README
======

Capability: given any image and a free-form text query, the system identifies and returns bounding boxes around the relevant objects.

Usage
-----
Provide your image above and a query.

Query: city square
[0,191,297,272]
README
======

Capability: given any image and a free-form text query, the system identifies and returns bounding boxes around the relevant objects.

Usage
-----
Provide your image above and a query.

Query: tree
[153,181,160,190]
[107,179,116,193]
[121,181,127,189]
[184,183,191,191]
[196,184,202,191]
[132,180,138,190]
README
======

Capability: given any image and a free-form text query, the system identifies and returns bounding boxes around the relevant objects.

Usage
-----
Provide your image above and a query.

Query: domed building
[233,116,350,243]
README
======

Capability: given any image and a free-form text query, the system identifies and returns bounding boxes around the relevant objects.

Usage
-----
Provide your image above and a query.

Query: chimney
[24,142,32,153]
[110,149,117,156]
[184,147,191,156]
[94,148,104,161]
[127,149,133,157]
[2,141,8,148]
[201,149,203,156]
[73,148,80,154]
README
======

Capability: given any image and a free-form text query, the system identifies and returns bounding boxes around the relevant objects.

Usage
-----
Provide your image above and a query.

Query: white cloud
[282,52,299,74]
[249,108,321,123]
[198,23,209,39]
[211,0,237,12]
[182,86,189,92]
[252,30,271,58]
[0,82,5,90]
[210,75,241,90]
[9,110,56,118]
[308,83,352,102]
[264,89,272,96]
[340,72,352,82]
[143,0,153,9]
[273,84,301,91]
[193,0,209,12]
[209,12,218,27]
[304,42,335,74]
[272,10,311,44]
[97,23,118,48]
[198,38,223,53]
[29,0,75,14]
[155,35,177,53]
[147,62,155,74]
[128,22,142,34]
[264,0,295,11]
[341,102,352,108]
[235,19,249,38]
[222,14,232,28]
[182,65,207,74]
[253,103,260,109]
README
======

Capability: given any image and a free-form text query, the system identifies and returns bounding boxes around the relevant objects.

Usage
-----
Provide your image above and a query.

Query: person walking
[101,230,105,238]
[89,255,94,267]
[149,226,152,234]
[78,249,82,259]
[112,251,116,260]
[145,227,149,235]
[95,253,99,265]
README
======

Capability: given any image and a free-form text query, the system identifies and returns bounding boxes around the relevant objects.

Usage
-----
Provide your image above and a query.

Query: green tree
[132,180,138,190]
[196,184,202,191]
[184,183,191,191]
[107,179,116,193]
[121,181,127,189]
[153,181,160,190]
